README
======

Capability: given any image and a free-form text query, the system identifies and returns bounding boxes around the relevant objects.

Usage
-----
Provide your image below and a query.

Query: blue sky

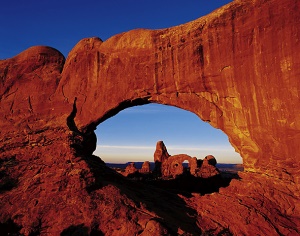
[1,0,241,163]
[95,104,241,163]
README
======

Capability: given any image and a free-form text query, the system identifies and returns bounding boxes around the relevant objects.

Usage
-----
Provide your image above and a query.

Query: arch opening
[93,103,243,180]
[182,160,190,172]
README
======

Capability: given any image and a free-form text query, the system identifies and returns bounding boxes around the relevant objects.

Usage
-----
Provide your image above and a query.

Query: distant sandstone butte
[1,0,300,235]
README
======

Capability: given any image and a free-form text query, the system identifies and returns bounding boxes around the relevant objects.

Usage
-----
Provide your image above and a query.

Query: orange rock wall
[1,0,299,179]
[57,0,300,179]
[1,0,300,234]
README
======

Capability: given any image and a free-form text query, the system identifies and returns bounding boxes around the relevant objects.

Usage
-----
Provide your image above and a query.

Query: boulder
[203,155,217,166]
[196,156,220,178]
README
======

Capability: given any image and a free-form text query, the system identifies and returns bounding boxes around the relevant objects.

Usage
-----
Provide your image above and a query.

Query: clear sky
[0,0,241,164]
[95,104,242,164]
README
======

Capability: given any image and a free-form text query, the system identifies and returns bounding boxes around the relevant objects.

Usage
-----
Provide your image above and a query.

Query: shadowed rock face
[197,156,220,178]
[0,0,300,235]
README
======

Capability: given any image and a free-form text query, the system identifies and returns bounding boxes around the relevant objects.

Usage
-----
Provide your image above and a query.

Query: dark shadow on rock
[125,169,240,197]
[77,154,201,235]
[60,223,104,236]
[0,172,18,193]
[90,223,104,236]
[145,174,231,197]
[203,227,233,236]
[126,171,154,181]
[74,147,243,234]
[80,154,126,193]
[60,224,89,236]
[152,160,162,178]
[0,156,19,193]
[76,148,244,234]
[0,219,22,236]
[118,176,202,235]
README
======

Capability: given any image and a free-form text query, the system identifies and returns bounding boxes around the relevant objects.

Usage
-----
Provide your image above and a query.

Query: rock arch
[161,154,198,178]
[55,0,300,179]
[0,0,299,234]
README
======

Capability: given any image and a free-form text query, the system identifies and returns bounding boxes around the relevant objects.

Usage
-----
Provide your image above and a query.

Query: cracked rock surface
[0,0,300,235]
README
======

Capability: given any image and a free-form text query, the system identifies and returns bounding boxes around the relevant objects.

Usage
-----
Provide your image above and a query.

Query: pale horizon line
[96,144,237,152]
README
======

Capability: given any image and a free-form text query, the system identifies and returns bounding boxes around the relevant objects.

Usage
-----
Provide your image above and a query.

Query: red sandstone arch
[0,0,299,234]
[161,154,198,178]
[56,0,300,179]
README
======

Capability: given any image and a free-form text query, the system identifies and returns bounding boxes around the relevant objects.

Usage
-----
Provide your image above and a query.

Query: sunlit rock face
[0,0,299,235]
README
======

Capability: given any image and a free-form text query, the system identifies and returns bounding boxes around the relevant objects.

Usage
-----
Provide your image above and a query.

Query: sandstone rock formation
[0,0,300,235]
[196,156,220,178]
[123,162,138,176]
[204,155,217,166]
[122,161,152,177]
[153,141,219,179]
[140,161,151,174]
[154,141,170,163]
[161,154,195,178]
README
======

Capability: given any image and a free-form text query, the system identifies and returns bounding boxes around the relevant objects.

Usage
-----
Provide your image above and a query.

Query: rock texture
[161,154,196,178]
[153,141,220,179]
[140,161,151,174]
[197,156,220,178]
[123,162,138,176]
[154,141,170,163]
[1,0,300,235]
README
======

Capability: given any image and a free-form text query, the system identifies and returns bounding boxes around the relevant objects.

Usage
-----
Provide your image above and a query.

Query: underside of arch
[57,0,300,178]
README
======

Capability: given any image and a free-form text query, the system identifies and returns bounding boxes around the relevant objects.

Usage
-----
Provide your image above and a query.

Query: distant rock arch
[161,154,198,178]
